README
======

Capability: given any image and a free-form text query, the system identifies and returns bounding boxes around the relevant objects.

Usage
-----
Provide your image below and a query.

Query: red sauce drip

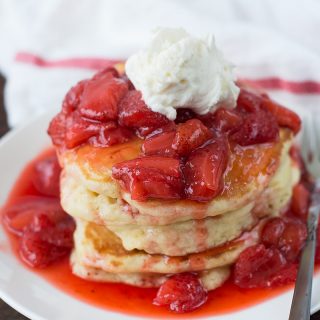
[1,148,318,318]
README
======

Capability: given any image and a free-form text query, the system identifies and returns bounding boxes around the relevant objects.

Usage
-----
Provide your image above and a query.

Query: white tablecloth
[0,0,319,126]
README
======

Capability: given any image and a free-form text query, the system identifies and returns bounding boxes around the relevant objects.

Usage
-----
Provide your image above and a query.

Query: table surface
[0,74,319,320]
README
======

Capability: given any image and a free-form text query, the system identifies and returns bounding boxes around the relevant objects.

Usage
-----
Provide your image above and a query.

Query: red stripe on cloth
[240,77,320,94]
[15,52,320,94]
[15,52,121,70]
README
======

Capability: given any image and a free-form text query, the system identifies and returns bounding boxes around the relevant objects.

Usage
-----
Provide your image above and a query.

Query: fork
[289,113,320,320]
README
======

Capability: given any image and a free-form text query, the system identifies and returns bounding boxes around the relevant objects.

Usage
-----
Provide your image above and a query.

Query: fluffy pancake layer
[60,129,294,226]
[71,250,231,290]
[59,127,299,288]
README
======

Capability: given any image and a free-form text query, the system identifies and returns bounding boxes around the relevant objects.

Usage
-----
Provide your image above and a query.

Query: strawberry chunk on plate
[153,273,207,313]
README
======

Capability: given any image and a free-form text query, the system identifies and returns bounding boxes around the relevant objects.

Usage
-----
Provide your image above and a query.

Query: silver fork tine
[309,115,320,178]
[300,113,312,165]
[312,115,320,164]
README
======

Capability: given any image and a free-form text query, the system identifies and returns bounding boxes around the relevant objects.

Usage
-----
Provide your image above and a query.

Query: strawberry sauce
[1,147,309,318]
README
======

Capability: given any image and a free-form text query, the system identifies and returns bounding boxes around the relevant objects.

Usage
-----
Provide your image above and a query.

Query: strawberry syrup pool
[0,147,318,318]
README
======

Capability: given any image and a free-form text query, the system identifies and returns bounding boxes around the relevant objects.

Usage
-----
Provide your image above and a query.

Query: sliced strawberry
[78,76,128,121]
[212,108,243,132]
[20,229,69,268]
[236,88,301,135]
[183,137,229,201]
[230,110,279,146]
[153,273,207,313]
[290,183,310,220]
[236,88,262,113]
[92,67,119,80]
[2,196,63,236]
[234,244,287,288]
[47,112,67,148]
[261,217,307,262]
[262,98,301,134]
[89,126,133,147]
[268,263,298,286]
[261,217,285,247]
[62,80,88,114]
[65,112,115,149]
[278,219,307,262]
[172,119,213,156]
[19,212,75,268]
[32,154,61,197]
[112,156,183,200]
[142,131,176,156]
[118,91,170,137]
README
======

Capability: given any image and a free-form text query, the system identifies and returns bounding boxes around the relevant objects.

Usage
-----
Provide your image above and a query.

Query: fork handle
[288,207,319,320]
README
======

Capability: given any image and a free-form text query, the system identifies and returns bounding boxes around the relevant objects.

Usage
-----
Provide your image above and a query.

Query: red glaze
[1,148,319,318]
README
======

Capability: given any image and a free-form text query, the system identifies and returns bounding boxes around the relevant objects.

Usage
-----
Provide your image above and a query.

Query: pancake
[72,218,258,274]
[60,129,294,226]
[71,251,231,290]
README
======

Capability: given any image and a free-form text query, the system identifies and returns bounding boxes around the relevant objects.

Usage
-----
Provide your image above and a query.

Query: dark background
[0,73,319,319]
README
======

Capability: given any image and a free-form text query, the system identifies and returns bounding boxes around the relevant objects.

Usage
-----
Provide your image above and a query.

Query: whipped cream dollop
[125,28,240,120]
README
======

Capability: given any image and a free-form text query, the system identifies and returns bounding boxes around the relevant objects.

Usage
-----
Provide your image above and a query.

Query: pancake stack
[58,128,300,291]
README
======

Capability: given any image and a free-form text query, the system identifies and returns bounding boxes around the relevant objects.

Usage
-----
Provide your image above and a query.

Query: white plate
[0,109,319,320]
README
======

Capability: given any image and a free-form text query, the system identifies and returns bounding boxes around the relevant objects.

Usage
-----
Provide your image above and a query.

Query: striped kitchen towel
[0,0,319,127]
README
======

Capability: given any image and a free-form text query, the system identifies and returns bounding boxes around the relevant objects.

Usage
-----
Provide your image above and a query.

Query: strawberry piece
[268,263,298,286]
[118,91,170,137]
[20,229,69,268]
[112,156,183,200]
[62,80,88,114]
[236,88,262,113]
[237,88,301,135]
[78,76,128,121]
[2,196,64,236]
[65,112,116,149]
[212,108,243,133]
[142,131,176,156]
[234,244,287,288]
[290,183,310,220]
[261,218,285,247]
[153,273,207,313]
[32,154,61,197]
[89,126,133,147]
[261,217,307,262]
[47,112,67,148]
[92,67,119,80]
[172,119,213,156]
[230,110,279,146]
[19,213,75,268]
[261,98,301,134]
[183,137,228,201]
[278,219,307,262]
